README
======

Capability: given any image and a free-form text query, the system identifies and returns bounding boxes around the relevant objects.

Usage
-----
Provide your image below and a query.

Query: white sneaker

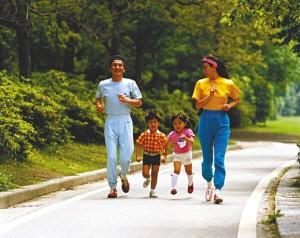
[149,190,158,198]
[143,178,150,188]
[214,190,223,204]
[205,186,214,201]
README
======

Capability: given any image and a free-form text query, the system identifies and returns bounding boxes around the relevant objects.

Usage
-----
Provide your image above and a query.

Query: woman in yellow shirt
[192,54,241,204]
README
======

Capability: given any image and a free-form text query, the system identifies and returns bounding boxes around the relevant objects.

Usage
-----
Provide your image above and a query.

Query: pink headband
[202,58,218,68]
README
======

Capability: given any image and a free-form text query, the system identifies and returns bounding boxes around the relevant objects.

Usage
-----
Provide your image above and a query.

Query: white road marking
[237,159,295,238]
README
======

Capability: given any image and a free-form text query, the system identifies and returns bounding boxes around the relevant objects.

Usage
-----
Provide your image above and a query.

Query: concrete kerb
[0,144,242,209]
[276,163,300,238]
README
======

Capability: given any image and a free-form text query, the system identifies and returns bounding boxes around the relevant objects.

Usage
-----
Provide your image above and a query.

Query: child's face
[147,119,159,132]
[173,118,186,133]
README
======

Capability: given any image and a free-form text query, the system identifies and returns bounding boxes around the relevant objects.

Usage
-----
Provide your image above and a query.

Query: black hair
[109,55,125,67]
[171,113,191,129]
[203,54,230,78]
[145,111,161,122]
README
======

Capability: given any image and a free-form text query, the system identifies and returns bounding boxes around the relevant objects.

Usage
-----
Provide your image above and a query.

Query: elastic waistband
[144,151,160,156]
[202,109,226,113]
[106,114,131,119]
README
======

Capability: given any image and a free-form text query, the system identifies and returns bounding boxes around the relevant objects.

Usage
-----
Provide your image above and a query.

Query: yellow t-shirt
[192,77,241,110]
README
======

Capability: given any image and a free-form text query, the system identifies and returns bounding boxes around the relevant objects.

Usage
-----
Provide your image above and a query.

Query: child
[167,113,195,195]
[136,112,168,198]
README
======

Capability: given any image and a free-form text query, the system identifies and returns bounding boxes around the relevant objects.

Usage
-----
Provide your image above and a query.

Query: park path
[0,142,297,238]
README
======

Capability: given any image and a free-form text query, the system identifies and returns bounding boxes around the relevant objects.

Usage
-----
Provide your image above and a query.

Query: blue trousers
[198,110,230,189]
[104,115,134,189]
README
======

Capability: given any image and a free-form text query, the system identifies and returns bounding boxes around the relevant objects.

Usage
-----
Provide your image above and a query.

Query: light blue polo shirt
[96,78,142,115]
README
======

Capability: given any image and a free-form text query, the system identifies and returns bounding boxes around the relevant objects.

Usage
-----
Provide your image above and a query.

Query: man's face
[111,60,125,76]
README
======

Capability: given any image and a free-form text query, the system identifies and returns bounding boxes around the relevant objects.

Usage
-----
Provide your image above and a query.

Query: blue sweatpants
[104,115,134,189]
[198,110,230,189]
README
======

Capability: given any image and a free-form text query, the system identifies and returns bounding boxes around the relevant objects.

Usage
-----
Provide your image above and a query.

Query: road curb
[0,144,241,209]
[276,163,300,238]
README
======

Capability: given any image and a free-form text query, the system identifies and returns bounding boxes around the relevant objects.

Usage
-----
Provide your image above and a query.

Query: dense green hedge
[0,70,103,160]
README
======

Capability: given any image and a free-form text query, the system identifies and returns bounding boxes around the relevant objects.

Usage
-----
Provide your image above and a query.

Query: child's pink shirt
[168,128,195,154]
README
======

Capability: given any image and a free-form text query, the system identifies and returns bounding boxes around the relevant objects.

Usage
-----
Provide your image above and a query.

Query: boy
[96,55,142,198]
[136,112,168,198]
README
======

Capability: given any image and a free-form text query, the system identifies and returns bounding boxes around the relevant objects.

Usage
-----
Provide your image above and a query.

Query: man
[96,55,142,198]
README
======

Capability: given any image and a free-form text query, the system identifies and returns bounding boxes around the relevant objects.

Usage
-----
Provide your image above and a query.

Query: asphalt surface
[0,142,298,238]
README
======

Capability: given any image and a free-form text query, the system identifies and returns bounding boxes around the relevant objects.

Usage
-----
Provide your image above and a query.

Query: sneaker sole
[214,198,223,204]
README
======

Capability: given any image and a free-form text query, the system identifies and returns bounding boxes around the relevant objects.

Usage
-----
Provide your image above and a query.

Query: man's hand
[118,93,131,104]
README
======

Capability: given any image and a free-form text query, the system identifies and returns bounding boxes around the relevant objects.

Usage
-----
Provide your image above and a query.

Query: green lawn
[246,116,300,136]
[232,116,300,142]
[0,143,107,191]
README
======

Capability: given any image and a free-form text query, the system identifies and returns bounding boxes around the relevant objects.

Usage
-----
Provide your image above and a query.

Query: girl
[166,113,195,195]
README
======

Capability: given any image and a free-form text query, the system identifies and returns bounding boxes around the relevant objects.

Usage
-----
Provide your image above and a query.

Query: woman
[192,54,241,204]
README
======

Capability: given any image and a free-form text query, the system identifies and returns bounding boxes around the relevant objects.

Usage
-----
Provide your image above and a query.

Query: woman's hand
[222,104,231,111]
[210,85,217,95]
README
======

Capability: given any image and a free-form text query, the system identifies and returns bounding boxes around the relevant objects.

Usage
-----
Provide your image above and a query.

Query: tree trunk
[109,2,121,55]
[16,0,31,78]
[63,43,75,73]
[0,42,4,70]
[135,24,143,85]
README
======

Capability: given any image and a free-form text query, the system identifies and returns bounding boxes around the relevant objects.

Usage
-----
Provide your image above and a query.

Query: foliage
[0,172,14,191]
[0,70,104,160]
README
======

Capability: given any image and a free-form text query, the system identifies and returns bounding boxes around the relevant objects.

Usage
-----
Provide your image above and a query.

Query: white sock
[171,173,179,189]
[150,189,155,192]
[187,174,193,186]
[215,189,222,196]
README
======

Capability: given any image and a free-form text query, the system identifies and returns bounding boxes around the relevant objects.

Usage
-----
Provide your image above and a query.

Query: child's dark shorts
[143,153,161,166]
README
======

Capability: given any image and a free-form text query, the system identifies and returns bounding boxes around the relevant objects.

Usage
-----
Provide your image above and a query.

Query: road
[0,142,298,238]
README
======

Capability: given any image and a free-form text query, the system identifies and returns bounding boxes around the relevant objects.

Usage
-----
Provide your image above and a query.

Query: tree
[230,0,300,54]
[0,0,31,77]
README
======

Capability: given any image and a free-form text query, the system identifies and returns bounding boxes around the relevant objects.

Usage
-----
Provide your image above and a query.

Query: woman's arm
[222,98,240,111]
[194,86,216,110]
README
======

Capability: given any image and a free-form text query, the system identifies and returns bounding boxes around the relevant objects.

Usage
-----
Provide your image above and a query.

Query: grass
[0,143,107,191]
[246,116,300,136]
[232,116,300,143]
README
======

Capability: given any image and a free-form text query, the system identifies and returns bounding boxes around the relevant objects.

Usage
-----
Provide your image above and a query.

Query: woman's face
[202,62,216,78]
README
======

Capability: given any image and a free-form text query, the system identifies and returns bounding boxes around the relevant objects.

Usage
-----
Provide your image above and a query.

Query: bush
[132,87,198,136]
[0,70,104,160]
[0,172,14,191]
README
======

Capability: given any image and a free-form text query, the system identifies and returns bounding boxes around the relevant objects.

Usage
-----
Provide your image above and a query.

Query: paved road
[0,142,298,238]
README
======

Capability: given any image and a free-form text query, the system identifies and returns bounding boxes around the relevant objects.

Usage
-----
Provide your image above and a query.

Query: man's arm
[95,98,105,112]
[118,94,142,107]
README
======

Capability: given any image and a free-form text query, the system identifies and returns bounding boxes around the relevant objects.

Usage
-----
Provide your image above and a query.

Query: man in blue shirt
[96,55,142,198]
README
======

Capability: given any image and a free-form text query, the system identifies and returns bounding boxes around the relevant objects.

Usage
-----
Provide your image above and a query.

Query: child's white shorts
[172,151,192,165]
